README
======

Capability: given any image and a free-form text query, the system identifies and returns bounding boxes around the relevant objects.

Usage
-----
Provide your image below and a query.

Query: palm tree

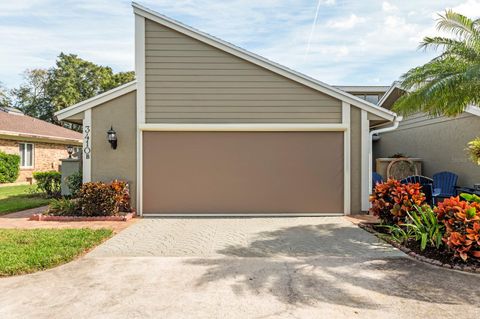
[393,10,480,117]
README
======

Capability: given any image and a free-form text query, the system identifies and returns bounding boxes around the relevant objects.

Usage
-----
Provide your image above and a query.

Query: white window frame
[19,143,35,169]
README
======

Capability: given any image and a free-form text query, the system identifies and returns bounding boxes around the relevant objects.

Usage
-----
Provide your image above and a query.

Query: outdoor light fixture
[107,126,117,150]
[66,145,74,158]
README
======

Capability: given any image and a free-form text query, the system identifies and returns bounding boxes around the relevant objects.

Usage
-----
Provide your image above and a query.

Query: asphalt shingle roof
[0,110,82,142]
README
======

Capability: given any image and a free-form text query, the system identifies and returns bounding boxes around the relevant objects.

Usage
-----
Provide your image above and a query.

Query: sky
[1,0,479,89]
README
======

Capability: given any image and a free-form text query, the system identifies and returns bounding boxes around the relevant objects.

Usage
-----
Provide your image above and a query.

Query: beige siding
[373,112,480,187]
[350,107,362,213]
[144,19,342,123]
[91,91,137,208]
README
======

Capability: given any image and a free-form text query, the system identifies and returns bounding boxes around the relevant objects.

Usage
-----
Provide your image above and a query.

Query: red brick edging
[358,223,480,274]
[30,211,136,222]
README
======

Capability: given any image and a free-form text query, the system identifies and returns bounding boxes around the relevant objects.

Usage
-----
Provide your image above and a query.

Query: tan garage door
[142,131,344,215]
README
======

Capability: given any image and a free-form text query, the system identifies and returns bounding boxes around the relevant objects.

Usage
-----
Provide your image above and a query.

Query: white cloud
[326,14,366,29]
[322,0,336,5]
[450,0,480,15]
[0,0,476,88]
[382,1,398,12]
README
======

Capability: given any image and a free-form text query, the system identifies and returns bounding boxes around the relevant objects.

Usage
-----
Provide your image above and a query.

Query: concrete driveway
[0,217,479,319]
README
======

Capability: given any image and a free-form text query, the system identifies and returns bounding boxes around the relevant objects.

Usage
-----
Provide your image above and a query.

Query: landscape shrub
[66,171,82,197]
[110,180,131,212]
[435,196,480,261]
[0,152,20,183]
[467,137,480,165]
[404,205,444,251]
[48,198,80,216]
[369,179,426,225]
[79,180,130,216]
[33,171,61,198]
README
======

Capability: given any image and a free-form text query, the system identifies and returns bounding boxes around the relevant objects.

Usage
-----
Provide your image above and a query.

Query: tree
[9,53,135,128]
[393,10,480,117]
[0,82,11,108]
[48,53,135,112]
[10,69,51,121]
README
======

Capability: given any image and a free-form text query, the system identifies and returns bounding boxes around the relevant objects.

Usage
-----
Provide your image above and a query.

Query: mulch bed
[30,211,136,222]
[359,223,480,274]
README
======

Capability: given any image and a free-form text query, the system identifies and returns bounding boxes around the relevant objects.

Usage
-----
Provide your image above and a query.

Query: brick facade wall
[0,138,70,182]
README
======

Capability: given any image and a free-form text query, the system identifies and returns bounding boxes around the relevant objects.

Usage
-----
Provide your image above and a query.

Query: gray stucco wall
[91,91,137,208]
[373,112,480,187]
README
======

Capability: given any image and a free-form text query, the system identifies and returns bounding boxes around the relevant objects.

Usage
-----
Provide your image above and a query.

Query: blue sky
[1,0,479,89]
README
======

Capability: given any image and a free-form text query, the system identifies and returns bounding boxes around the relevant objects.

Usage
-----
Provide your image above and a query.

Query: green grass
[0,228,112,276]
[0,184,50,215]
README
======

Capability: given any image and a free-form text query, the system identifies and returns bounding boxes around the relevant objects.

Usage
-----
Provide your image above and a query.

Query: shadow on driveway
[185,223,480,309]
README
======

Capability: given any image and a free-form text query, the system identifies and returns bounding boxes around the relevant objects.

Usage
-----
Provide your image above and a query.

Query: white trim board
[142,213,344,217]
[55,81,137,121]
[360,110,370,211]
[139,123,348,131]
[342,102,351,215]
[132,2,396,122]
[135,13,146,218]
[378,82,401,108]
[335,86,390,94]
[82,109,92,183]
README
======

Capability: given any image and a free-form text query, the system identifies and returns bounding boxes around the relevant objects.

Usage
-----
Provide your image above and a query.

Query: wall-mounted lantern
[66,145,74,158]
[107,126,117,150]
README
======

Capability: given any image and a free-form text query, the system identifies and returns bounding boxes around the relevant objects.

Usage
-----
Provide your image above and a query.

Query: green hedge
[33,171,61,198]
[0,152,20,183]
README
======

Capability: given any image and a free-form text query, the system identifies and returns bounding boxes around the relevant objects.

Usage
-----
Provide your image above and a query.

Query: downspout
[368,115,403,193]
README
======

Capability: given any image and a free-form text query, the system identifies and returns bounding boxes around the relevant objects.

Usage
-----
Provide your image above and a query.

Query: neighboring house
[55,3,398,216]
[0,107,82,182]
[372,83,480,188]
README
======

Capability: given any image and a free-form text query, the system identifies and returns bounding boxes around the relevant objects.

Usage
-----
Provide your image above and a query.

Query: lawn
[0,184,50,215]
[0,228,112,276]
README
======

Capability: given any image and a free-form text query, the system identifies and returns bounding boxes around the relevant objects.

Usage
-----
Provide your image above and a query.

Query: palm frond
[436,10,478,39]
[393,10,480,117]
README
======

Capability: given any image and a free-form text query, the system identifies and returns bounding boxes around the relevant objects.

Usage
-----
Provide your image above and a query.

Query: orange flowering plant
[435,196,480,261]
[79,180,131,216]
[369,179,426,225]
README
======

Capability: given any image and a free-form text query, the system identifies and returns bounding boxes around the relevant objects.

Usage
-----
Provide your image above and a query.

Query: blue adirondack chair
[432,171,458,201]
[400,175,434,205]
[372,172,384,188]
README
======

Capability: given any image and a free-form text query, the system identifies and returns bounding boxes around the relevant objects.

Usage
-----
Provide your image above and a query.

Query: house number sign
[84,125,91,159]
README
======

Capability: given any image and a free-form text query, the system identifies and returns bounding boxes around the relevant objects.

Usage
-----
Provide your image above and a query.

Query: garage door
[142,131,344,215]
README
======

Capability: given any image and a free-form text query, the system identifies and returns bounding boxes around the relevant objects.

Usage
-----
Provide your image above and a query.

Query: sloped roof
[0,109,82,143]
[132,2,396,121]
[56,4,397,122]
[55,81,137,121]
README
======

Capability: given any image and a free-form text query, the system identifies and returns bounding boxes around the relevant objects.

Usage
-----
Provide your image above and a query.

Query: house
[372,83,480,188]
[55,3,398,216]
[0,107,82,182]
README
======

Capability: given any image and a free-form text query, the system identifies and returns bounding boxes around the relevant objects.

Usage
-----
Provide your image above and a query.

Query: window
[365,95,379,104]
[354,94,380,104]
[19,143,34,168]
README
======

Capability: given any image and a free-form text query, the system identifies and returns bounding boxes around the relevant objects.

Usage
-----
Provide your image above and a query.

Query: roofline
[0,130,82,144]
[379,82,480,117]
[55,81,137,121]
[377,82,402,108]
[132,2,396,121]
[334,86,390,93]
